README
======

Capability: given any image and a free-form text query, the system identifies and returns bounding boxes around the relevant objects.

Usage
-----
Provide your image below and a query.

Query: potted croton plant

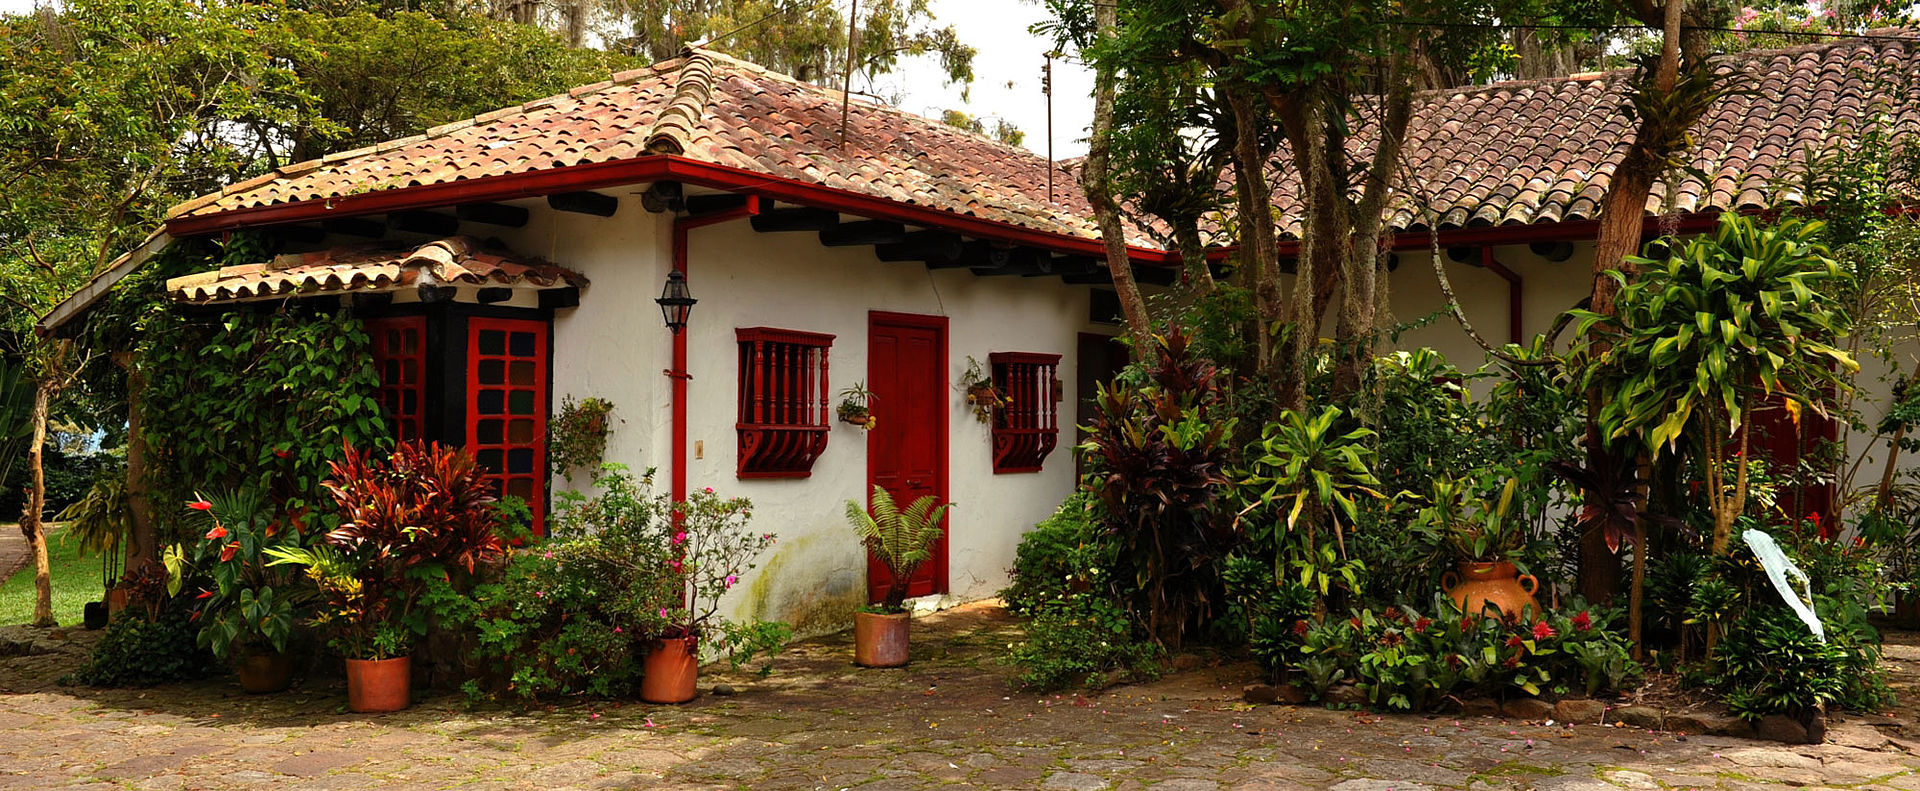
[164,489,308,693]
[642,485,779,704]
[843,485,950,668]
[269,440,507,713]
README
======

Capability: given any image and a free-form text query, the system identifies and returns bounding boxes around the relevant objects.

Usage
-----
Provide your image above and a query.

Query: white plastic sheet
[1741,527,1825,642]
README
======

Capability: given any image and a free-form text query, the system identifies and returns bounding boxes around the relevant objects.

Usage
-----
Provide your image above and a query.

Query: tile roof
[167,33,1919,247]
[165,237,587,304]
[169,49,1111,243]
[1344,31,1920,237]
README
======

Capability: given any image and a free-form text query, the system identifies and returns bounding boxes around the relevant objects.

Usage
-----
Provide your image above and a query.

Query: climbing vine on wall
[123,236,392,543]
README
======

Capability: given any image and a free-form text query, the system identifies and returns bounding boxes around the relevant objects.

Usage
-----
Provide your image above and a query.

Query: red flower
[1292,619,1311,636]
[195,590,212,600]
[273,448,292,459]
[204,524,228,540]
[1414,617,1433,633]
[219,542,240,562]
[1349,617,1363,631]
[186,500,213,511]
[1505,635,1525,649]
[1572,611,1592,631]
[1533,620,1555,640]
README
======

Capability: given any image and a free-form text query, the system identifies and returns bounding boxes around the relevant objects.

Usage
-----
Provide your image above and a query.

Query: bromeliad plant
[847,484,951,613]
[1417,473,1524,562]
[1573,214,1857,555]
[267,440,507,660]
[163,489,307,661]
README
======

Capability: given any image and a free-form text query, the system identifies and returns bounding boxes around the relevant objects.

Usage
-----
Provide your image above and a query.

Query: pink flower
[703,487,714,494]
[725,574,738,588]
[658,608,670,618]
[1533,620,1555,641]
[673,531,687,545]
[670,560,682,571]
[613,627,622,634]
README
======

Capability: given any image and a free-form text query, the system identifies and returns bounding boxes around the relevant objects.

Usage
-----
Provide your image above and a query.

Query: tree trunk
[117,353,155,574]
[1282,88,1341,412]
[1174,223,1216,300]
[1579,0,1690,601]
[1079,0,1154,359]
[1331,50,1415,399]
[24,377,53,628]
[1229,90,1284,381]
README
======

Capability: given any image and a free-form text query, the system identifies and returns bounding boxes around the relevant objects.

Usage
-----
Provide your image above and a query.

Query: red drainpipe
[668,196,761,509]
[1479,247,1523,345]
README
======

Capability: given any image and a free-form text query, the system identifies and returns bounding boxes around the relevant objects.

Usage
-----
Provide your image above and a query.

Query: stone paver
[2,601,1919,790]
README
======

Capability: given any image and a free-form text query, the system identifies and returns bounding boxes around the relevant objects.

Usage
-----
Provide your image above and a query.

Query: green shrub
[1005,594,1161,691]
[71,600,214,687]
[1002,495,1160,690]
[1717,607,1852,720]
[1001,493,1110,616]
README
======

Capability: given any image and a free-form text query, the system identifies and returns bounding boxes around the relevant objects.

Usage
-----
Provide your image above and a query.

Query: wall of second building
[1378,240,1920,523]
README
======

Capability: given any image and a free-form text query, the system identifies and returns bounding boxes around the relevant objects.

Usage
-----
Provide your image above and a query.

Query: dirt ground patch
[2,601,1918,790]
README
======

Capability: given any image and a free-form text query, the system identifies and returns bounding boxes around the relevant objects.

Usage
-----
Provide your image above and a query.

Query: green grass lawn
[0,527,105,628]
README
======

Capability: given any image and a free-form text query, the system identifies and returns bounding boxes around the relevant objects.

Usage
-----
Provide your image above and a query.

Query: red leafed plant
[266,440,508,659]
[324,440,507,576]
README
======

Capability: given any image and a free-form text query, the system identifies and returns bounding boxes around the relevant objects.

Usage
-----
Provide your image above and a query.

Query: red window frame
[736,327,834,478]
[366,316,427,444]
[989,351,1062,474]
[467,317,549,533]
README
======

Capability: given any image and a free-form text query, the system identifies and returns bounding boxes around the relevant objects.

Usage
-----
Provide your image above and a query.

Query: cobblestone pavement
[3,602,1920,790]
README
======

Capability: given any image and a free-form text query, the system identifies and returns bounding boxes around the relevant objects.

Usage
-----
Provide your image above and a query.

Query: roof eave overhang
[162,155,1175,266]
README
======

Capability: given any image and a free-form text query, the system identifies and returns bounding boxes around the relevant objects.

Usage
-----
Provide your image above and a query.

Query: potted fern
[844,485,950,667]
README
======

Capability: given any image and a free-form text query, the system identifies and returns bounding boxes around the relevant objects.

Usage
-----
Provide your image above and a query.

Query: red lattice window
[366,316,426,443]
[468,317,549,533]
[737,327,834,478]
[990,352,1062,474]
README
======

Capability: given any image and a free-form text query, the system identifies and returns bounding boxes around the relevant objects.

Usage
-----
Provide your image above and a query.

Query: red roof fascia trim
[1200,212,1737,261]
[163,155,1174,265]
[164,157,680,236]
[656,159,1171,264]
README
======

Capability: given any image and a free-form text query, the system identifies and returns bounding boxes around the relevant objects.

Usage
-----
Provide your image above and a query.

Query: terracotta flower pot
[1443,560,1542,620]
[854,610,910,668]
[237,650,294,694]
[105,586,129,619]
[641,638,699,704]
[344,656,411,713]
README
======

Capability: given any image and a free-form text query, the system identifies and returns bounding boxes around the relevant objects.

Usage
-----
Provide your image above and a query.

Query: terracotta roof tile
[170,34,1919,246]
[165,237,587,304]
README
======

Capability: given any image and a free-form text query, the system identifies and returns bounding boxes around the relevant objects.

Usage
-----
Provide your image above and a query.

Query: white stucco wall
[488,193,1097,637]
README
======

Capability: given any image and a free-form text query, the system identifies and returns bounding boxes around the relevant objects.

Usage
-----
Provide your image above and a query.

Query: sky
[875,0,1095,158]
[0,0,1095,157]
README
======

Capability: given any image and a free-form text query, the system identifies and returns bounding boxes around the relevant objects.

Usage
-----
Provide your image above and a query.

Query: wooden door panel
[866,313,948,602]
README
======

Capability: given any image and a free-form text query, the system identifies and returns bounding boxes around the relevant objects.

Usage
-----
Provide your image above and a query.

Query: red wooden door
[866,312,948,602]
[467,317,549,534]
